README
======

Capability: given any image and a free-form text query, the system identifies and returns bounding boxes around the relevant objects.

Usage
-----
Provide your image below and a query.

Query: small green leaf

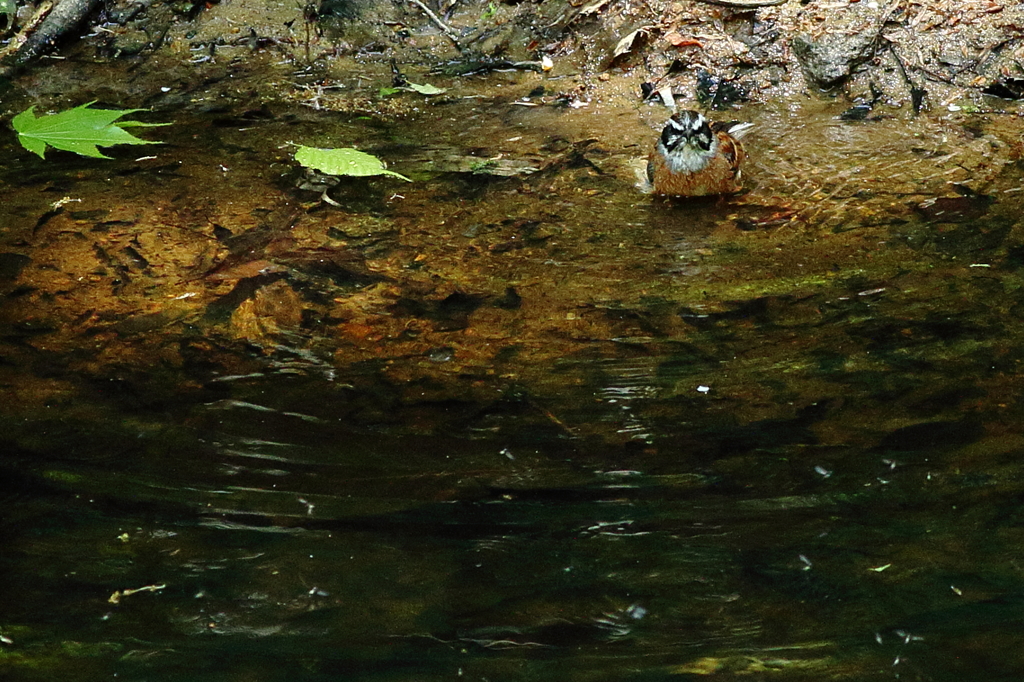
[380,82,446,97]
[0,0,15,16]
[11,101,168,159]
[294,145,411,181]
[403,82,447,96]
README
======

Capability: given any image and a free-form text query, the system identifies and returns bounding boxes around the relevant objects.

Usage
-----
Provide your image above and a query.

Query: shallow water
[3,92,1024,681]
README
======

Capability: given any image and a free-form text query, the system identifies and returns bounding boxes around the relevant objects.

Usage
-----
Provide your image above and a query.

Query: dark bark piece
[8,0,100,69]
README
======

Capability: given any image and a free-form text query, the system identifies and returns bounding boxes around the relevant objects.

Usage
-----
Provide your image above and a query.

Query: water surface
[3,94,1024,681]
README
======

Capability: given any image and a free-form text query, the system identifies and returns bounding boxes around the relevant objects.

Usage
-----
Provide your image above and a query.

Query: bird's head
[660,110,714,154]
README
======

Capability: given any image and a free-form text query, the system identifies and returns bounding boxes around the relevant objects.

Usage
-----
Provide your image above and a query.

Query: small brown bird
[638,110,752,197]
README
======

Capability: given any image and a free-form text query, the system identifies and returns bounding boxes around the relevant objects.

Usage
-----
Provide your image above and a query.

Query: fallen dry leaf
[664,32,702,48]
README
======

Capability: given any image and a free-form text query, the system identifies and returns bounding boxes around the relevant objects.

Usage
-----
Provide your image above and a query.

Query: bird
[638,110,752,197]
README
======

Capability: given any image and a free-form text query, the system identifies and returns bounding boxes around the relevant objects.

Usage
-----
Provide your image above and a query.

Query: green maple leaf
[12,101,168,159]
[294,145,411,181]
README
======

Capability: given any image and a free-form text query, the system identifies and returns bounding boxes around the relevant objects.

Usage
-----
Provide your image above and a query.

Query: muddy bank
[4,1,1024,113]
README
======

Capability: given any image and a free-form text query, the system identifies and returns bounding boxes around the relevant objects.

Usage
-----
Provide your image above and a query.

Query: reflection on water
[4,98,1024,681]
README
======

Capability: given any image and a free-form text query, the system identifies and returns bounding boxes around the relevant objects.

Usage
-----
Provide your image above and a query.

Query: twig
[407,0,462,49]
[526,397,577,438]
[693,0,788,7]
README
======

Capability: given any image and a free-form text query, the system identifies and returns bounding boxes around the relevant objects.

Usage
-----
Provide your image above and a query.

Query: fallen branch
[0,0,54,61]
[407,0,462,49]
[0,0,99,75]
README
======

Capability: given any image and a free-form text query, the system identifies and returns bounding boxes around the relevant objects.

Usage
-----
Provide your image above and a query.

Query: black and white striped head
[656,110,719,174]
[660,110,714,155]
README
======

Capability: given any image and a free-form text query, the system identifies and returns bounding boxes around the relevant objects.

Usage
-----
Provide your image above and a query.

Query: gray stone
[792,31,879,88]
